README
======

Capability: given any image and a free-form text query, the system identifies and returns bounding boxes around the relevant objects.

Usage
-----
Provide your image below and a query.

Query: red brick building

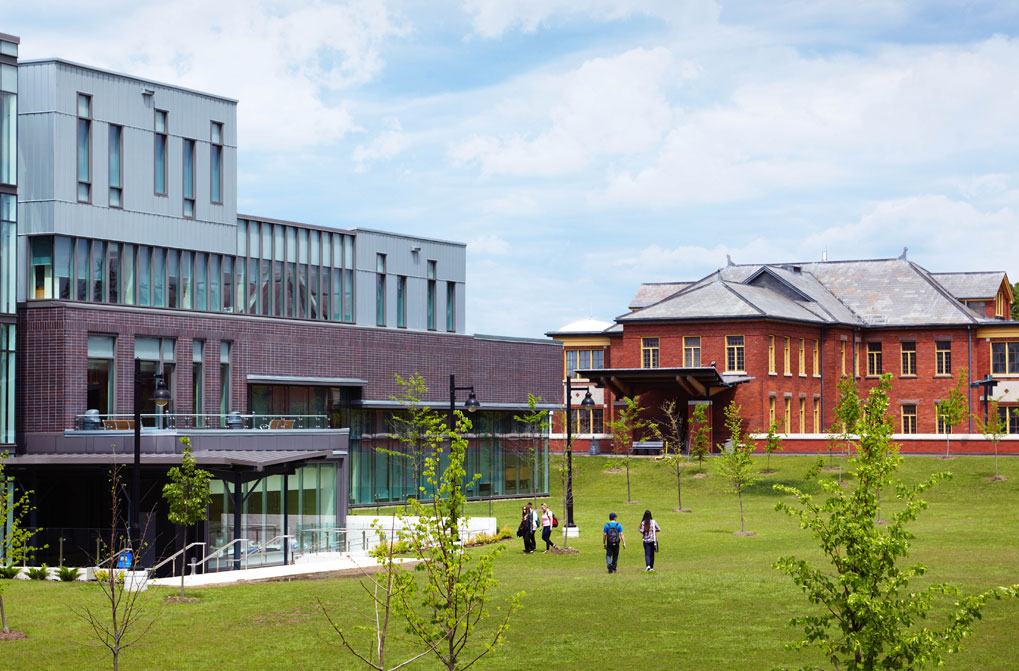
[548,256,1019,455]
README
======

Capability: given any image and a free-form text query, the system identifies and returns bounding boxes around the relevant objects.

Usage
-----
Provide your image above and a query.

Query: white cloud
[467,234,510,255]
[18,0,408,151]
[353,118,409,171]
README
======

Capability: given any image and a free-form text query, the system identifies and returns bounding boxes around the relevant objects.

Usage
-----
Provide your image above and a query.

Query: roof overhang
[247,375,367,386]
[577,367,753,399]
[5,449,336,470]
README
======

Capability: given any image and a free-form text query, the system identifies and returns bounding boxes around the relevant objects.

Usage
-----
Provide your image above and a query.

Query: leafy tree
[396,412,523,670]
[714,402,758,535]
[1012,282,1019,321]
[387,372,444,498]
[605,395,653,504]
[761,422,783,473]
[935,368,970,459]
[513,393,550,496]
[652,399,691,512]
[161,437,213,597]
[975,399,1008,482]
[1,451,43,636]
[774,375,1019,671]
[688,402,712,473]
[831,377,862,478]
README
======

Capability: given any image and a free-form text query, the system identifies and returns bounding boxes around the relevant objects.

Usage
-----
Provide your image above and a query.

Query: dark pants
[523,530,536,552]
[605,543,620,572]
[541,526,554,550]
[643,541,656,569]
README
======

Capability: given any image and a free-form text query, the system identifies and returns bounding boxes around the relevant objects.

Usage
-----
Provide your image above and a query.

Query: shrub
[57,566,82,582]
[0,566,20,580]
[93,569,109,582]
[26,564,49,580]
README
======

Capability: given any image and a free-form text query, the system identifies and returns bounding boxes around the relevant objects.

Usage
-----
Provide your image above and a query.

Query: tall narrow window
[813,340,819,375]
[935,341,952,375]
[854,342,860,377]
[77,94,92,202]
[152,247,165,307]
[813,398,820,432]
[91,240,105,302]
[683,336,701,367]
[783,336,791,373]
[166,249,179,308]
[426,260,436,330]
[784,398,791,433]
[799,398,806,433]
[446,281,456,331]
[193,340,204,426]
[0,64,16,187]
[183,138,196,217]
[901,404,917,434]
[900,342,916,376]
[54,236,72,300]
[108,124,123,207]
[726,335,745,372]
[107,242,119,304]
[396,276,406,328]
[75,239,89,301]
[768,397,776,426]
[840,340,846,376]
[218,255,230,311]
[154,110,168,195]
[798,338,805,375]
[219,341,231,425]
[376,253,387,326]
[135,337,175,420]
[122,244,134,305]
[768,335,775,373]
[867,342,882,376]
[566,350,578,378]
[138,246,151,306]
[87,335,115,416]
[210,121,223,204]
[641,338,660,369]
[343,236,354,322]
[180,250,193,309]
[195,252,207,311]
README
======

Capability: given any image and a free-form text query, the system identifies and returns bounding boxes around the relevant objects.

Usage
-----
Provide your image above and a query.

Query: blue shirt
[603,521,622,534]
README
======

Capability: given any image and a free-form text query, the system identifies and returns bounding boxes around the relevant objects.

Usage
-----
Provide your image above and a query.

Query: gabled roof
[931,271,1010,300]
[628,282,693,310]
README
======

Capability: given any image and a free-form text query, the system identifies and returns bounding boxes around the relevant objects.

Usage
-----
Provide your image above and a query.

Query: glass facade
[0,37,14,448]
[1,63,16,187]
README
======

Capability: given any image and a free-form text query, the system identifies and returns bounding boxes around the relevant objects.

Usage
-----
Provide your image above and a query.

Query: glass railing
[72,412,330,431]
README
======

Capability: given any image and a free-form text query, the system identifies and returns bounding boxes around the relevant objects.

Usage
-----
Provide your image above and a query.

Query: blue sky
[8,1,1019,337]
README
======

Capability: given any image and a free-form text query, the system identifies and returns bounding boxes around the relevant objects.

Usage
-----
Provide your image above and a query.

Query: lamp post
[970,374,998,424]
[448,374,480,541]
[565,376,594,531]
[132,358,171,566]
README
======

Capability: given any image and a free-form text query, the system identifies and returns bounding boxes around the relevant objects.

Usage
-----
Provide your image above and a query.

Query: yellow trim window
[935,341,951,375]
[867,342,882,376]
[769,397,776,425]
[725,335,745,372]
[813,398,820,432]
[854,342,860,377]
[768,335,776,373]
[990,342,1019,375]
[901,404,917,434]
[813,340,819,375]
[996,292,1005,318]
[900,342,916,376]
[784,398,792,433]
[783,336,791,373]
[798,338,806,375]
[641,337,660,369]
[799,399,805,433]
[840,340,846,376]
[936,403,951,434]
[683,336,701,367]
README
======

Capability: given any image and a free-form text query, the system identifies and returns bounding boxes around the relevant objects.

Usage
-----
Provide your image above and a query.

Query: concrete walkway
[149,553,415,588]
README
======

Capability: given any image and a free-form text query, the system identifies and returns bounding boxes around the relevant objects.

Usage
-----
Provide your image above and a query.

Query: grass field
[2,455,1017,670]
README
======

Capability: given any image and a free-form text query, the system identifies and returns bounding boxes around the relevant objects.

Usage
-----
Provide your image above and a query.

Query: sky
[7,1,1019,338]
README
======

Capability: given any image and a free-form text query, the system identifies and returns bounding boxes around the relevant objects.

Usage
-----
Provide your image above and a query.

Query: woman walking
[639,510,661,571]
[520,503,538,554]
[540,503,557,552]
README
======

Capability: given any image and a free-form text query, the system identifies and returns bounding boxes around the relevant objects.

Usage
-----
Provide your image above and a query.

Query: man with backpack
[602,512,627,573]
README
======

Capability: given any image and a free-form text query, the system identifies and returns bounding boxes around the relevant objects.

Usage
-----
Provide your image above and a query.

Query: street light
[449,373,480,430]
[131,359,170,567]
[970,374,997,424]
[565,376,594,531]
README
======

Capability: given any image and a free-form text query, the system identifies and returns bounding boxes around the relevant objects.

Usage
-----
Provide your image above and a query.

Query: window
[798,338,806,375]
[396,276,406,328]
[854,342,859,377]
[936,403,952,434]
[569,408,604,434]
[30,236,52,299]
[219,341,231,425]
[841,340,846,376]
[726,335,745,372]
[769,396,776,426]
[107,243,119,304]
[566,350,604,378]
[935,341,952,375]
[783,337,790,373]
[784,398,791,433]
[183,138,196,217]
[135,336,175,420]
[990,342,1019,375]
[77,94,92,202]
[901,404,917,434]
[813,398,820,433]
[813,340,819,376]
[0,324,13,444]
[154,110,167,195]
[91,240,105,302]
[166,249,178,308]
[900,342,916,376]
[193,340,204,426]
[998,406,1019,434]
[210,121,223,204]
[768,335,775,373]
[641,338,660,369]
[108,124,123,207]
[867,342,882,376]
[87,335,115,416]
[0,63,15,186]
[195,253,207,311]
[446,281,456,331]
[684,337,701,367]
[426,260,436,330]
[376,253,386,326]
[996,292,1005,318]
[799,398,805,433]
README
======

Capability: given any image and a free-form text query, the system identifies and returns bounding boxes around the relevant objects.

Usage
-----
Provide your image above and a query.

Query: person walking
[639,509,661,571]
[602,512,626,573]
[540,502,557,552]
[521,503,538,554]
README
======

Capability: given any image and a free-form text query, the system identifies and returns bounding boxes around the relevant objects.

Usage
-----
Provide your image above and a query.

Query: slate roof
[618,258,1006,328]
[629,282,693,309]
[930,272,1007,300]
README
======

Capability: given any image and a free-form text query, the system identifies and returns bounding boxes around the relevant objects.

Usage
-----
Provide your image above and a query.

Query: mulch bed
[733,531,757,537]
[549,547,580,555]
[691,473,709,479]
[163,596,201,604]
[986,475,1008,482]
[0,630,28,641]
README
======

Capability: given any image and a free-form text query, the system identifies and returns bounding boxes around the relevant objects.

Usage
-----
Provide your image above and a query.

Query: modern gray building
[0,33,17,451]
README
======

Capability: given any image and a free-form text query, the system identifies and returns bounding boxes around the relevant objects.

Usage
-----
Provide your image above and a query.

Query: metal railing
[195,534,296,573]
[150,542,207,578]
[73,412,330,431]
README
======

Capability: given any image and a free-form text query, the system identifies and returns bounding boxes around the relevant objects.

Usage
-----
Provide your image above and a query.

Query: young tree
[513,393,549,496]
[387,372,444,498]
[1,451,42,637]
[605,395,652,504]
[975,399,1008,482]
[714,402,758,535]
[935,369,970,459]
[74,464,157,671]
[652,399,691,512]
[688,402,712,474]
[831,377,862,477]
[396,412,523,670]
[774,375,1019,671]
[761,422,783,474]
[161,437,213,597]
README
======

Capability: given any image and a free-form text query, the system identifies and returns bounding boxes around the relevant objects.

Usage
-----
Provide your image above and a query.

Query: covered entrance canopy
[577,366,752,399]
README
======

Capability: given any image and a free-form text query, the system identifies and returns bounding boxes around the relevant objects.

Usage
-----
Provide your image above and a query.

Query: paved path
[149,553,415,588]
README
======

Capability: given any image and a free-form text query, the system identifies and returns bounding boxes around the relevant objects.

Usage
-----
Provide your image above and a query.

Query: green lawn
[3,455,1018,670]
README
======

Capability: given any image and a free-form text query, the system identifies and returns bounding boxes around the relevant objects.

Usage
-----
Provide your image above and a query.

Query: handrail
[195,538,254,571]
[73,412,330,431]
[150,542,207,576]
[257,535,295,566]
[194,535,296,573]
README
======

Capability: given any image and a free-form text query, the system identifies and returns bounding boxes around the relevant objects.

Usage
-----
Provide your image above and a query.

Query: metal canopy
[576,367,752,399]
[5,449,335,470]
